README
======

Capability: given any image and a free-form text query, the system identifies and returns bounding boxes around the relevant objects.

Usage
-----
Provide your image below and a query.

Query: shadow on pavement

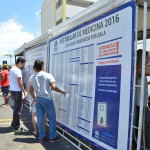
[13,136,75,150]
[0,127,13,134]
[13,137,38,143]
[14,131,33,136]
[21,104,78,150]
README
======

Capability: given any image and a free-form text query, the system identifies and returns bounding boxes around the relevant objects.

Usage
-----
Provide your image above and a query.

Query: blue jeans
[36,97,57,140]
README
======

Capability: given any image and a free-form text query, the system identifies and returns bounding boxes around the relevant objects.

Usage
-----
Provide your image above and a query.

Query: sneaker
[39,136,48,143]
[13,128,26,135]
[16,127,24,131]
[49,137,61,143]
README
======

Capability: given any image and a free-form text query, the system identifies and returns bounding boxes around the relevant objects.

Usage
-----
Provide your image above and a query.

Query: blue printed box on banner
[92,65,121,148]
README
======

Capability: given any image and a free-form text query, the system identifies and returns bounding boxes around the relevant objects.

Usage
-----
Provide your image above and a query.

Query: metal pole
[129,5,138,150]
[137,0,148,150]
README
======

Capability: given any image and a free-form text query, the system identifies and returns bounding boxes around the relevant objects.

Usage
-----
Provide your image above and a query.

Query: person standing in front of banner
[10,57,27,131]
[29,60,66,143]
[1,64,10,107]
[135,50,150,121]
[134,49,150,148]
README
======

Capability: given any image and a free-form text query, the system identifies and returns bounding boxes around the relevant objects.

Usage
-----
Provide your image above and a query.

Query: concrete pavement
[0,96,78,150]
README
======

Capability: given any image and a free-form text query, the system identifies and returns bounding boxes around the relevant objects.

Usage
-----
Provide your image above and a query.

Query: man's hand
[63,92,67,97]
[22,91,27,99]
[23,91,27,98]
[32,99,36,105]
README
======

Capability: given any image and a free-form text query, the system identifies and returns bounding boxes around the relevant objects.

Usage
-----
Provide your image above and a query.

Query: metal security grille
[130,1,150,150]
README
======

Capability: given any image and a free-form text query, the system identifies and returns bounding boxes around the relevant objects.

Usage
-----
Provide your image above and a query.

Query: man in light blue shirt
[29,60,66,143]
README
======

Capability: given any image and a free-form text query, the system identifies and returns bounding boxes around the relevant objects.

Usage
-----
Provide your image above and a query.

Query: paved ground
[0,95,78,150]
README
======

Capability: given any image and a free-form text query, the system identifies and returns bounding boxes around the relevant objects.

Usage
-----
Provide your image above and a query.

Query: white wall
[0,55,15,66]
[66,4,85,18]
[41,0,56,34]
[137,39,150,51]
[41,0,102,33]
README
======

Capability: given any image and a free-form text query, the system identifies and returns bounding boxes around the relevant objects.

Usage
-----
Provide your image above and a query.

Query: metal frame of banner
[129,3,138,150]
[137,1,148,150]
[130,1,149,150]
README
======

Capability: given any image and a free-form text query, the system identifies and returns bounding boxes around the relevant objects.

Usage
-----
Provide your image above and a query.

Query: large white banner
[49,2,135,150]
[24,43,48,104]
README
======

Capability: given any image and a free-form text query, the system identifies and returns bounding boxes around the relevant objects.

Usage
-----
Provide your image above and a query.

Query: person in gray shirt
[29,60,66,143]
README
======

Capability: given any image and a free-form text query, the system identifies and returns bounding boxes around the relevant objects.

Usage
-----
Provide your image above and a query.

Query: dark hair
[16,57,26,64]
[3,64,8,69]
[33,60,44,71]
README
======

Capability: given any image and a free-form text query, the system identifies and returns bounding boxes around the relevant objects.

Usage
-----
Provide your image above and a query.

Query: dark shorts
[2,86,10,96]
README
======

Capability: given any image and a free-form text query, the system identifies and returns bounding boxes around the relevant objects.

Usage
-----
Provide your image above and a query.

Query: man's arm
[145,67,150,76]
[29,85,36,104]
[17,77,27,97]
[137,66,150,76]
[50,82,66,96]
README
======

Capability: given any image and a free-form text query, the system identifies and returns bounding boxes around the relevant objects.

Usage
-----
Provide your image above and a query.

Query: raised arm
[50,82,66,96]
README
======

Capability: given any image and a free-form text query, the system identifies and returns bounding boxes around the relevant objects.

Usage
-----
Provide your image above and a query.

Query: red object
[116,41,119,50]
[1,69,10,87]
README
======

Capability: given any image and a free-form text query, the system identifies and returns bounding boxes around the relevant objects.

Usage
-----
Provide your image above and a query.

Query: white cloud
[0,18,34,55]
[35,10,41,18]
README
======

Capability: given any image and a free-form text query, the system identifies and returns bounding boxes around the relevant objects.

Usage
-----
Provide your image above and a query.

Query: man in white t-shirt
[29,60,66,143]
[10,57,27,131]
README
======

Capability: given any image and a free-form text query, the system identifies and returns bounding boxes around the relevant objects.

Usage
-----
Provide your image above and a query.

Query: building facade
[41,0,98,34]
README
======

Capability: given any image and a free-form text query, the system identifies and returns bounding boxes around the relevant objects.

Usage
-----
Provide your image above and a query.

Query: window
[56,18,63,25]
[56,0,62,9]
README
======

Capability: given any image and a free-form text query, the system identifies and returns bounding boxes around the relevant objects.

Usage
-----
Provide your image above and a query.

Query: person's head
[33,60,44,72]
[16,57,26,69]
[2,64,8,70]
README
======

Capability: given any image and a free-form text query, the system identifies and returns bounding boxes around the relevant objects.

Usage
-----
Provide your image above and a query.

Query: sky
[0,0,100,65]
[0,0,42,59]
